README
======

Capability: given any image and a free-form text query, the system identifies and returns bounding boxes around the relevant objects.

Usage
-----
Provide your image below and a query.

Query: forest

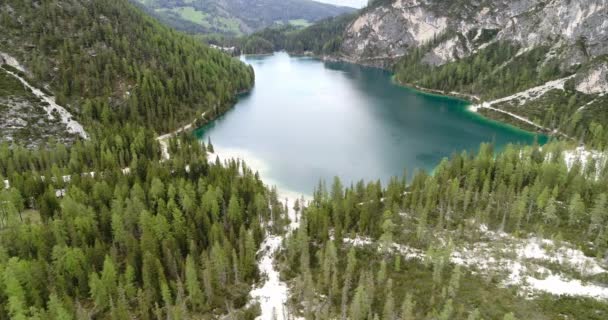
[219,13,357,56]
[394,41,608,148]
[0,0,254,136]
[280,142,608,319]
[0,1,263,318]
[0,133,290,319]
[1,0,608,319]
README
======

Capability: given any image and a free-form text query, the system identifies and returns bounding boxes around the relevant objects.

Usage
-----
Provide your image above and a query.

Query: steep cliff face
[342,0,608,68]
[337,0,608,144]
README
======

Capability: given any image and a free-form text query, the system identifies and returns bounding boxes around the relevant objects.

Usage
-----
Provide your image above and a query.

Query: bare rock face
[575,63,608,95]
[0,52,26,72]
[342,0,449,65]
[340,0,608,69]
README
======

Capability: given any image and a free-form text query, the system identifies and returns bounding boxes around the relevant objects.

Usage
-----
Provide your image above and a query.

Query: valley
[196,52,546,195]
[1,0,608,319]
[132,0,355,36]
[236,0,608,148]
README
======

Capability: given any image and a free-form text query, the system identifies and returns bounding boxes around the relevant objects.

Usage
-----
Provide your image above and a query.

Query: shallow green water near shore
[196,52,546,195]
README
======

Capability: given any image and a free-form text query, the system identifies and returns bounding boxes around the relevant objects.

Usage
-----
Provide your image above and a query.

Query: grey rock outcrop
[340,0,608,71]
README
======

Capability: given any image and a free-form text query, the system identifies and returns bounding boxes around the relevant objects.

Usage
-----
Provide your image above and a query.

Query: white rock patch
[401,7,448,45]
[576,64,608,94]
[453,228,608,299]
[249,235,293,320]
[1,54,88,140]
[563,146,607,177]
[525,275,608,299]
[0,52,25,72]
[338,227,608,300]
[430,37,466,64]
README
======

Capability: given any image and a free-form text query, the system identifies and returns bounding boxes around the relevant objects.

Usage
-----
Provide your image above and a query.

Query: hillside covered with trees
[280,142,608,319]
[1,0,254,138]
[0,1,269,318]
[0,133,290,319]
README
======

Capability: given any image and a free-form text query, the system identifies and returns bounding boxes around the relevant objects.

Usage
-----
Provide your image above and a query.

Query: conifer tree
[207,138,215,153]
[400,292,415,320]
[185,255,204,310]
[568,193,586,226]
[382,279,395,320]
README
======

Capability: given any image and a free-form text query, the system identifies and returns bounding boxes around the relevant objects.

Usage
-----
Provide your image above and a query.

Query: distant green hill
[132,0,355,36]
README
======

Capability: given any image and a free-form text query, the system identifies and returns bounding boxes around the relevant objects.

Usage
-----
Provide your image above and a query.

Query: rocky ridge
[336,0,608,140]
[342,0,608,69]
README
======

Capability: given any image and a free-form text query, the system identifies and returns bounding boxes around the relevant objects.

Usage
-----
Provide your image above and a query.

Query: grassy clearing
[216,16,242,35]
[156,6,212,28]
[288,19,312,27]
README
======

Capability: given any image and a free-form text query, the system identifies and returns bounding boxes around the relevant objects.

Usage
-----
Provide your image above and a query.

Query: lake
[195,52,545,196]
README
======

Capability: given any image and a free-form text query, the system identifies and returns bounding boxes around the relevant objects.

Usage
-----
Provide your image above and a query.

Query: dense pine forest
[1,0,254,136]
[0,0,263,318]
[281,142,608,319]
[0,134,289,319]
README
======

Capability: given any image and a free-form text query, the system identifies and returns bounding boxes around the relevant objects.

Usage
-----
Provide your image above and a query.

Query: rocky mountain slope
[334,0,608,145]
[0,55,81,148]
[342,0,607,66]
[133,0,355,36]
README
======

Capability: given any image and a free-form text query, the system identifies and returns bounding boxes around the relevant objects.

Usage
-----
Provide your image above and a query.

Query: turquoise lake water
[196,52,546,195]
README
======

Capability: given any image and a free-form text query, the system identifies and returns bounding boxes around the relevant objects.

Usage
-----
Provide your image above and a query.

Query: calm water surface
[196,52,545,195]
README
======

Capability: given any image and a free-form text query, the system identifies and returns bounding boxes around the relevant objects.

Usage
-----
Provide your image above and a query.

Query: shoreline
[208,145,312,201]
[390,72,555,139]
[393,78,480,104]
[240,53,275,57]
[157,86,253,159]
[388,69,551,139]
[284,51,556,139]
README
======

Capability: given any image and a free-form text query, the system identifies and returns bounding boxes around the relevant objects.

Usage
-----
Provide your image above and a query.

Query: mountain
[1,1,608,320]
[342,0,608,147]
[341,0,607,66]
[0,0,253,147]
[243,0,608,147]
[0,1,272,319]
[133,0,356,36]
